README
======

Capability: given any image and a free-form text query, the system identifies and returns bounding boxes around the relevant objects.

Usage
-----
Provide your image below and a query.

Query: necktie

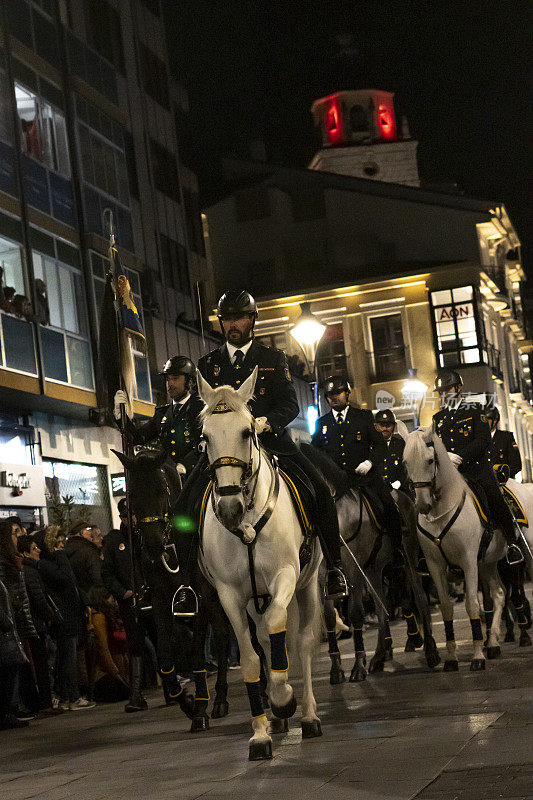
[233,350,244,368]
[336,412,343,424]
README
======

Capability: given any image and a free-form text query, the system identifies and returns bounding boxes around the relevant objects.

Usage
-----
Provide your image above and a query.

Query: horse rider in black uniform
[174,289,349,615]
[485,406,522,479]
[113,355,204,471]
[373,409,414,499]
[311,376,405,565]
[433,368,523,565]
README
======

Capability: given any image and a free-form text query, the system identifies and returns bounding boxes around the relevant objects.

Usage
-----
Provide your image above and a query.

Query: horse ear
[237,365,258,403]
[111,449,135,471]
[395,419,409,443]
[196,368,215,406]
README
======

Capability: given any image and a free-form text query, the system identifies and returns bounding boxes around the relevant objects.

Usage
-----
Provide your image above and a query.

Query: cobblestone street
[2,597,532,800]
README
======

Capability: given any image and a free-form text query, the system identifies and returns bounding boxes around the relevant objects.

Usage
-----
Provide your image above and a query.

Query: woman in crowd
[17,535,61,715]
[0,519,38,721]
[34,526,95,711]
[87,585,129,703]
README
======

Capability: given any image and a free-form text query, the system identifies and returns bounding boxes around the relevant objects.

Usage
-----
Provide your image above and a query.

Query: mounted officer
[175,289,348,614]
[114,356,203,471]
[373,409,413,499]
[485,406,522,479]
[432,368,522,564]
[311,376,405,565]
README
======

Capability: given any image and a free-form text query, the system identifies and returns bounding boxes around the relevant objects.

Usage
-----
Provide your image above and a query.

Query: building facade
[0,0,216,530]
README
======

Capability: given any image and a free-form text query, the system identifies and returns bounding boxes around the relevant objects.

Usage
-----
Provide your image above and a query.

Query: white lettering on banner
[437,303,473,321]
[1,471,30,489]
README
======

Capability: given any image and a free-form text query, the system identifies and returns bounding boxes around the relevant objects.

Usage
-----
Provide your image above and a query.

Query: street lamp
[290,302,326,428]
[401,368,428,427]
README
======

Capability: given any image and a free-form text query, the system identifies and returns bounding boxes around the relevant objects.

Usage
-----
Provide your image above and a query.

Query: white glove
[355,459,372,475]
[391,480,401,490]
[447,452,463,467]
[176,463,187,476]
[254,416,271,435]
[113,390,129,420]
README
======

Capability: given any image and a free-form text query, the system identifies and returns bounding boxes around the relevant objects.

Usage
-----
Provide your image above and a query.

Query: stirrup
[327,568,349,599]
[506,544,524,565]
[171,585,198,618]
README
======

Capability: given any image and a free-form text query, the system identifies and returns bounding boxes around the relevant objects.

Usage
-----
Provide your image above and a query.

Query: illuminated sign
[111,473,126,497]
[1,471,30,489]
[437,303,473,321]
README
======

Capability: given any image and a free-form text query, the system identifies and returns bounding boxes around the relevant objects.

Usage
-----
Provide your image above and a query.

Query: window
[150,140,179,200]
[160,233,190,295]
[7,1,60,69]
[66,31,118,106]
[90,251,151,402]
[138,43,169,109]
[0,234,37,375]
[78,121,129,206]
[43,459,112,533]
[431,286,482,368]
[369,313,407,381]
[32,238,93,389]
[86,0,125,73]
[15,82,70,176]
[0,66,14,145]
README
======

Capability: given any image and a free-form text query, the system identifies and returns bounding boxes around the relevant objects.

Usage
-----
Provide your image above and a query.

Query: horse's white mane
[199,384,253,424]
[404,425,465,491]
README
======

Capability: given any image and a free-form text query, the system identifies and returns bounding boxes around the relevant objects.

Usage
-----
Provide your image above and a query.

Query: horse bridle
[411,440,439,496]
[136,468,180,574]
[207,426,261,510]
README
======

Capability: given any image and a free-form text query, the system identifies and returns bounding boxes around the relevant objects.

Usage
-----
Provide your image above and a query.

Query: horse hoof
[486,646,501,660]
[404,640,416,653]
[425,650,441,670]
[301,719,322,739]
[330,667,346,685]
[443,660,459,672]
[519,631,532,647]
[271,693,297,719]
[385,647,393,662]
[190,714,209,732]
[177,692,196,720]
[470,658,486,671]
[504,630,515,643]
[368,658,385,674]
[249,739,273,761]
[269,717,289,734]
[211,701,229,719]
[349,666,367,682]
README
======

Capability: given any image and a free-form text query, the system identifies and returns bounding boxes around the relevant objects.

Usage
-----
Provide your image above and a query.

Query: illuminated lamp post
[289,302,326,433]
[401,368,428,427]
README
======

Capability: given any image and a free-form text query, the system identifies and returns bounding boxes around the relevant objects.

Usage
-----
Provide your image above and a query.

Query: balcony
[486,342,503,381]
[367,345,409,383]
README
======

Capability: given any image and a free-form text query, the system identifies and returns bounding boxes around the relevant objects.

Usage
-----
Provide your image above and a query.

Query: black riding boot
[172,532,199,617]
[125,656,147,713]
[314,507,349,597]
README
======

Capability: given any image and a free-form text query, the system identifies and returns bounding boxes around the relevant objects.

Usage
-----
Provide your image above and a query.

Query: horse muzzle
[215,490,245,531]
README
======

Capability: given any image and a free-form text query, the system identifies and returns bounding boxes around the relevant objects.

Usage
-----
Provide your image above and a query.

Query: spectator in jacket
[17,535,59,715]
[6,515,25,538]
[0,576,29,729]
[65,522,104,606]
[34,526,95,712]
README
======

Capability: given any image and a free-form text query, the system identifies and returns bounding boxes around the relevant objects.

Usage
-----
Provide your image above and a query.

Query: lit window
[15,82,70,176]
[431,286,483,368]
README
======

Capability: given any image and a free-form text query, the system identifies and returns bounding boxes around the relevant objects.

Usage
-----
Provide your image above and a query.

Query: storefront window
[43,459,111,533]
[431,286,482,368]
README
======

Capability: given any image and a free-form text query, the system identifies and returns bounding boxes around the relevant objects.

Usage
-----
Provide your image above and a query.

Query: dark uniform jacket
[375,434,411,489]
[487,429,522,478]
[432,402,491,477]
[123,394,204,466]
[311,406,385,475]
[198,340,299,453]
[102,527,143,602]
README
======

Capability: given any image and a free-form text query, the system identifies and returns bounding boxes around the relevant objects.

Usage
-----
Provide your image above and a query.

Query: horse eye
[428,458,434,465]
[242,430,251,440]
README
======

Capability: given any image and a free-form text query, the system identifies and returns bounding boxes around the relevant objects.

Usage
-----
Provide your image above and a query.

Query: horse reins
[137,469,180,573]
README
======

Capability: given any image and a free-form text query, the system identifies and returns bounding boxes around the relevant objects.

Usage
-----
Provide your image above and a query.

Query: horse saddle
[502,485,528,526]
[272,456,317,568]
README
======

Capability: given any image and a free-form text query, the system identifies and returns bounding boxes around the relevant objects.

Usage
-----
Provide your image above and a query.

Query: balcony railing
[486,342,503,380]
[367,345,409,383]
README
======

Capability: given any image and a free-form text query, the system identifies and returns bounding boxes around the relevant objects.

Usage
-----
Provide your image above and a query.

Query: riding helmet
[374,409,396,424]
[160,355,196,377]
[324,375,351,395]
[484,405,500,423]
[217,290,258,319]
[434,368,463,392]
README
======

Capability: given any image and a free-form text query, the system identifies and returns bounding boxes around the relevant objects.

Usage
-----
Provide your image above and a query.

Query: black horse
[112,449,233,723]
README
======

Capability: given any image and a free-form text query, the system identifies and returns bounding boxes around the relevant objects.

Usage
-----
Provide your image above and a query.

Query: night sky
[165,0,531,276]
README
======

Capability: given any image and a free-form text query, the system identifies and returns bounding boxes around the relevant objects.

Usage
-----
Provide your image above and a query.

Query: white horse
[505,479,533,560]
[196,368,323,760]
[403,427,507,670]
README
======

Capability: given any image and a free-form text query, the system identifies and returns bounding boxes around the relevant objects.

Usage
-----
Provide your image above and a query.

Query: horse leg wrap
[160,665,182,699]
[353,628,365,653]
[246,680,265,719]
[327,629,340,656]
[444,620,455,643]
[193,670,210,702]
[269,630,289,672]
[470,618,483,642]
[405,613,420,637]
[514,605,528,627]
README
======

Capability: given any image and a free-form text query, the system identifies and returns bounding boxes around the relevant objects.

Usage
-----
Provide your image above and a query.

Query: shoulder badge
[480,414,488,424]
[118,542,125,551]
[322,425,328,434]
